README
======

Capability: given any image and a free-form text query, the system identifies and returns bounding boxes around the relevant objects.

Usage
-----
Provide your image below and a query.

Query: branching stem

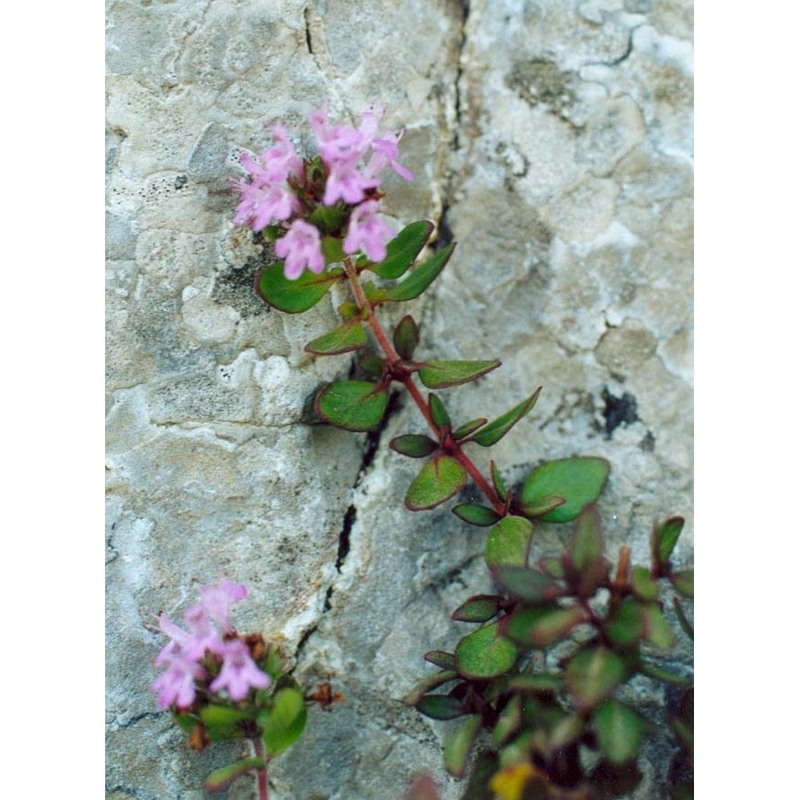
[342,256,504,513]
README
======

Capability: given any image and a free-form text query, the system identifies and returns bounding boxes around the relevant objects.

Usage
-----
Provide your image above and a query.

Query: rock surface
[106,1,692,798]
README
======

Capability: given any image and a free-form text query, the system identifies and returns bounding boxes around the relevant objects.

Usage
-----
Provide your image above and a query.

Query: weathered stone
[106,1,692,798]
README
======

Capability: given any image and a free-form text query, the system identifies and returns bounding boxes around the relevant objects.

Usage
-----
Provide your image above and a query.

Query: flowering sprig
[151,581,309,798]
[233,106,413,278]
[231,107,693,799]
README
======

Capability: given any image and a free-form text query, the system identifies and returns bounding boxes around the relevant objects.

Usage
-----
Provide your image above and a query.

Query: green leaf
[485,516,533,568]
[255,262,343,313]
[549,714,585,750]
[452,594,504,623]
[455,621,517,679]
[383,243,455,301]
[369,220,434,279]
[428,393,451,429]
[390,433,439,458]
[493,567,563,604]
[453,417,488,440]
[507,674,563,694]
[305,321,368,355]
[631,566,660,602]
[640,603,675,649]
[491,461,508,502]
[205,757,265,794]
[638,661,691,685]
[519,496,566,518]
[606,597,644,647]
[452,503,501,527]
[308,204,346,235]
[173,712,199,734]
[570,503,604,571]
[393,314,420,359]
[565,647,627,709]
[417,360,501,390]
[651,516,685,568]
[520,457,610,523]
[470,389,542,447]
[314,380,389,432]
[424,650,456,670]
[444,715,482,778]
[405,455,468,511]
[594,700,643,764]
[199,705,253,741]
[673,597,694,641]
[492,695,522,747]
[320,234,345,264]
[260,687,307,757]
[415,694,465,720]
[538,556,565,580]
[670,569,694,598]
[505,605,588,647]
[403,670,460,705]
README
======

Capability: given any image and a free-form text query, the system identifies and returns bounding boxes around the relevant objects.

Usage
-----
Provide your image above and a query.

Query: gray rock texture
[106,1,692,798]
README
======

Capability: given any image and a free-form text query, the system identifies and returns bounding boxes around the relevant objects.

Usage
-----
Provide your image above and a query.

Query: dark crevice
[335,505,356,571]
[451,1,470,152]
[303,7,314,55]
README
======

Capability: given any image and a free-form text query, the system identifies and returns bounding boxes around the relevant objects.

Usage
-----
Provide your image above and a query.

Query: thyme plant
[151,107,693,800]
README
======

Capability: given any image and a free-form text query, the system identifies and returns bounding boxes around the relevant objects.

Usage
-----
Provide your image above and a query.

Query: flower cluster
[233,107,413,278]
[152,580,271,710]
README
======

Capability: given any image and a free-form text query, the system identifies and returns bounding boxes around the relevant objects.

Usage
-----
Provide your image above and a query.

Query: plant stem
[341,256,504,513]
[254,738,269,800]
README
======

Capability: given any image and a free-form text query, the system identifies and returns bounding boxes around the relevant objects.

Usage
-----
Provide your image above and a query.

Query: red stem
[342,257,504,513]
[254,738,269,800]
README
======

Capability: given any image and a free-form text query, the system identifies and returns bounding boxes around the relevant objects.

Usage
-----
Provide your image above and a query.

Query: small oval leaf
[520,457,610,523]
[403,670,459,705]
[485,516,533,568]
[261,687,307,757]
[255,262,343,313]
[470,389,542,447]
[594,700,643,764]
[305,321,368,355]
[205,757,265,794]
[424,650,456,670]
[505,605,588,648]
[417,360,501,389]
[444,715,482,778]
[565,647,627,709]
[428,393,451,429]
[315,380,389,432]
[390,433,439,458]
[493,567,563,604]
[670,569,694,598]
[452,503,502,527]
[452,594,504,623]
[405,455,468,511]
[651,516,685,568]
[455,621,517,679]
[415,694,466,720]
[453,417,489,440]
[369,220,434,279]
[393,314,420,359]
[383,243,456,302]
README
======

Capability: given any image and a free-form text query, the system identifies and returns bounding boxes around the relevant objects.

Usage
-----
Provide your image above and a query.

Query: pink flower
[366,130,414,182]
[274,219,325,278]
[233,179,300,231]
[323,163,378,206]
[209,639,271,701]
[310,108,376,169]
[151,650,207,710]
[240,125,303,184]
[199,580,247,635]
[343,200,395,262]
